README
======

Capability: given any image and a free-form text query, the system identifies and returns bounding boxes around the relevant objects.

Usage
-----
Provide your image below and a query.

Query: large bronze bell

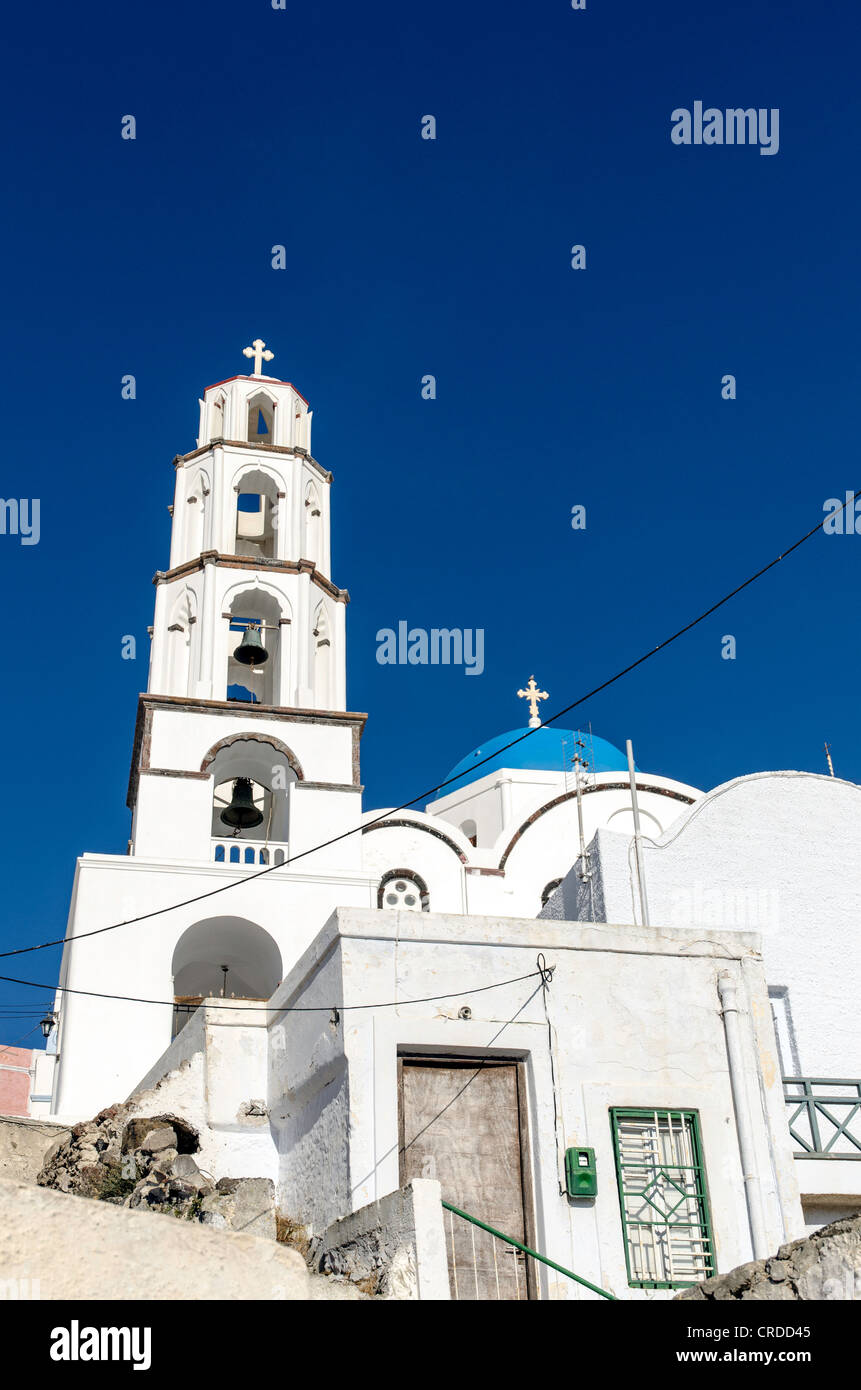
[233,623,269,667]
[220,777,264,830]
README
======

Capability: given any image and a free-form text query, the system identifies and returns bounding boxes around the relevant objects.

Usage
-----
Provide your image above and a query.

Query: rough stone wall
[308,1180,450,1300]
[677,1212,861,1300]
[0,1116,71,1184]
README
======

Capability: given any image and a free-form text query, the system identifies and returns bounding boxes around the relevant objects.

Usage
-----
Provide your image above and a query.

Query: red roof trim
[204,374,310,406]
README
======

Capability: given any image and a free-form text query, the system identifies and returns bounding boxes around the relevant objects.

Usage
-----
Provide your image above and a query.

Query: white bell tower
[128,340,360,864]
[149,338,345,711]
[51,344,374,1117]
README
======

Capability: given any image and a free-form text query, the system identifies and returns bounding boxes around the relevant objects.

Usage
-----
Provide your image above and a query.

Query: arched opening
[171,917,282,1038]
[246,391,276,445]
[207,735,297,861]
[234,468,279,560]
[226,589,283,705]
[304,482,322,566]
[378,871,429,912]
[460,818,478,848]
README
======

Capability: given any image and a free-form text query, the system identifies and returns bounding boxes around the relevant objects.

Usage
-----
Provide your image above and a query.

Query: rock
[149,1149,178,1177]
[140,1128,177,1154]
[168,1178,201,1201]
[199,1177,276,1240]
[241,1100,268,1118]
[200,1206,228,1230]
[676,1214,861,1301]
[169,1155,200,1179]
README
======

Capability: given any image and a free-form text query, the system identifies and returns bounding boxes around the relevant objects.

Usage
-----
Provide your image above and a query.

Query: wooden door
[399,1057,535,1300]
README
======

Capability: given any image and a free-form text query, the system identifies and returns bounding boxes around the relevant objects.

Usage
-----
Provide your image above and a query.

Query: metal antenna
[626,739,650,927]
[824,742,835,778]
[572,737,590,880]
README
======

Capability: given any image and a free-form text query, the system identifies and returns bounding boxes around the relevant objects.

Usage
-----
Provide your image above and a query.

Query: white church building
[35,344,860,1299]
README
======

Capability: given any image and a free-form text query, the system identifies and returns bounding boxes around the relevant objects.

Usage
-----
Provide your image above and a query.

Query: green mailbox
[565,1146,597,1198]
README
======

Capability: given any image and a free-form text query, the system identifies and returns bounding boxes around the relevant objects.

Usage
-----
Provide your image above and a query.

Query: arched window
[378,871,429,912]
[247,391,276,445]
[541,878,562,908]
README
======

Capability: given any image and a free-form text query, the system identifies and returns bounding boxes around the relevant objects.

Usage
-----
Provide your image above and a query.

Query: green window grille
[610,1108,715,1289]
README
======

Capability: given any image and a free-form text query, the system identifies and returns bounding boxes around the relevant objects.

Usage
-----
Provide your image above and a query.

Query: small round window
[381,875,425,911]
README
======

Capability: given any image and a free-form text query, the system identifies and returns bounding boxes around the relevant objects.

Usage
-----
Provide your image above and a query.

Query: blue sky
[1,0,859,1029]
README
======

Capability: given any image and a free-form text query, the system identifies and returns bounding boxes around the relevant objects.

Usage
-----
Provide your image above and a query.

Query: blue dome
[441,727,631,788]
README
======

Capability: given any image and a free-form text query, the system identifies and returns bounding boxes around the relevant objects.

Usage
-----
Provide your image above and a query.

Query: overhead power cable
[0,489,855,966]
[0,966,546,1014]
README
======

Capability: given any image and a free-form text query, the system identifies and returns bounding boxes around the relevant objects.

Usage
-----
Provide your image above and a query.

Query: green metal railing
[783,1078,861,1158]
[441,1199,616,1300]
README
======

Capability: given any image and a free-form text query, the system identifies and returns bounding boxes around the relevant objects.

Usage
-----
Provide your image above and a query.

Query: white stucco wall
[542,773,861,1081]
[128,999,276,1181]
[52,855,378,1119]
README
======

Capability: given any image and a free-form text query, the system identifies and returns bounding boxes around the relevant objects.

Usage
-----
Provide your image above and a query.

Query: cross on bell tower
[242,338,274,377]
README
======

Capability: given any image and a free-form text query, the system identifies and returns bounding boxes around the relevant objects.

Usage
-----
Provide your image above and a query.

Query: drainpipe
[717,971,769,1260]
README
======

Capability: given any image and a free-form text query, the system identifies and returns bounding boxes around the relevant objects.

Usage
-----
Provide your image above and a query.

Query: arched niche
[313,600,334,709]
[166,587,199,696]
[186,469,209,558]
[234,467,280,560]
[171,917,282,1036]
[210,393,226,442]
[304,481,322,566]
[225,587,284,706]
[205,733,299,849]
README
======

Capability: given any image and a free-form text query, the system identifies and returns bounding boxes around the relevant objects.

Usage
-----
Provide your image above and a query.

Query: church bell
[234,623,269,667]
[220,777,264,830]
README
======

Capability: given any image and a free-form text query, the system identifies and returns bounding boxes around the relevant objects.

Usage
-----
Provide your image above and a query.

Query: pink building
[0,1046,37,1116]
